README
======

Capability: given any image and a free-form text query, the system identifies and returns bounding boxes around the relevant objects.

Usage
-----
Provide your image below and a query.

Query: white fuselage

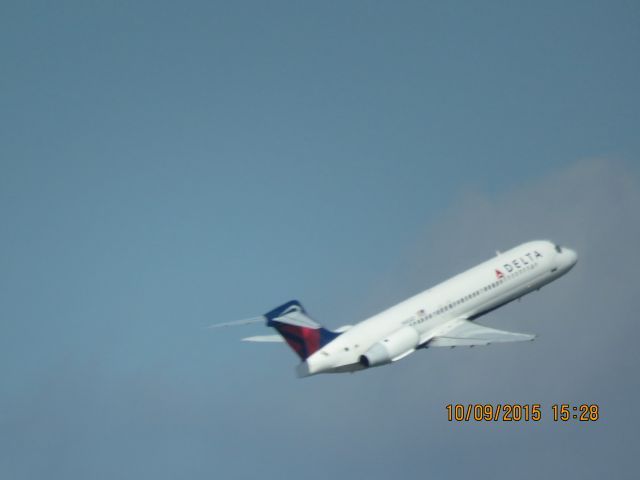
[301,240,577,376]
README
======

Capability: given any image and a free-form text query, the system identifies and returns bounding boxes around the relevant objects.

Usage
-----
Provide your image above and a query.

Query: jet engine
[359,327,420,368]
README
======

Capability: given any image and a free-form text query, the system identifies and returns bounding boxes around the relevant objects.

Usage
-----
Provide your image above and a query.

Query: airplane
[211,240,577,377]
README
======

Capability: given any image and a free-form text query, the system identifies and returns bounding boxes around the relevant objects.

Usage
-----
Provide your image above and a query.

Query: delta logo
[496,251,544,279]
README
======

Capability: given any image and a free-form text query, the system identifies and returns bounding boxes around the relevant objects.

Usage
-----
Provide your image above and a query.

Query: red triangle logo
[495,269,504,279]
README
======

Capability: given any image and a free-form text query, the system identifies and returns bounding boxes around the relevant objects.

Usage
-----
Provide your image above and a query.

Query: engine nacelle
[359,327,420,368]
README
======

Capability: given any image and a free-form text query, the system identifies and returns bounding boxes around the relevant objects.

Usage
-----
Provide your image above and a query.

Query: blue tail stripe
[264,300,342,360]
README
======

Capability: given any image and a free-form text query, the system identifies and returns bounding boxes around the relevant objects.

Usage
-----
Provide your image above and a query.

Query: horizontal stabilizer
[427,319,535,348]
[206,317,264,329]
[242,335,284,342]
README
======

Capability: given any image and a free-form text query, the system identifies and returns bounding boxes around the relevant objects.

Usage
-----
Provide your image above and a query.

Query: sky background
[1,1,639,478]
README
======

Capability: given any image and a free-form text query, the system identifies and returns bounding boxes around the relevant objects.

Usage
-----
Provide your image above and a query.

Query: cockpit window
[555,244,562,253]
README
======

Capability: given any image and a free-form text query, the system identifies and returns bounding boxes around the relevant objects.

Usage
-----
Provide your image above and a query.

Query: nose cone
[564,248,578,270]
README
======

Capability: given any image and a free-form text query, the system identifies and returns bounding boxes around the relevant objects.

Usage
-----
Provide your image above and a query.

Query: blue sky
[1,2,639,479]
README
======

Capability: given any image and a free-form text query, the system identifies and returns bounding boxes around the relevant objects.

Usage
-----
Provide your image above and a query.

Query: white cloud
[289,158,640,479]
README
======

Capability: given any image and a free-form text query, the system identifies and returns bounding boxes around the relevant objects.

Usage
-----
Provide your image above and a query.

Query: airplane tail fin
[265,300,340,360]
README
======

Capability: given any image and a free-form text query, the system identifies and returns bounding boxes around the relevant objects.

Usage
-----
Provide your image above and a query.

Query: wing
[425,318,535,347]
